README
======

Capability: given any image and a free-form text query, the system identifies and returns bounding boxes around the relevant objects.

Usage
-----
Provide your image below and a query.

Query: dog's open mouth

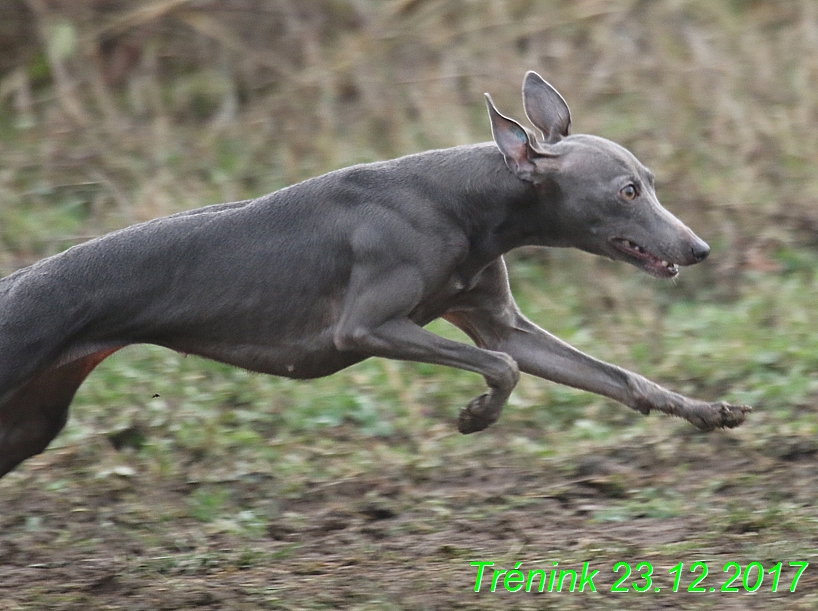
[610,238,678,279]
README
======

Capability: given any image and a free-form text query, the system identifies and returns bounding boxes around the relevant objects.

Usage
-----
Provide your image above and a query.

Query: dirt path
[1,430,817,610]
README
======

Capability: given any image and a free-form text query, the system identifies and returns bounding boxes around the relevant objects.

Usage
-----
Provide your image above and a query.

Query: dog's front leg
[444,260,750,431]
[333,267,520,433]
[499,316,749,430]
[335,317,520,433]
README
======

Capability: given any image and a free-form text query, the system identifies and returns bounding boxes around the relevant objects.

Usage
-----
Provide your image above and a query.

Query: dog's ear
[522,71,571,144]
[485,93,552,182]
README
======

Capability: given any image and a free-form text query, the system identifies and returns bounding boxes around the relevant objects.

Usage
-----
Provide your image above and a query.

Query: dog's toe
[457,393,498,434]
[716,401,751,429]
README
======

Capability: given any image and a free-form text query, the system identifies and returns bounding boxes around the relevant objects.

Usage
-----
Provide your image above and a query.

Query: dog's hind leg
[0,348,120,477]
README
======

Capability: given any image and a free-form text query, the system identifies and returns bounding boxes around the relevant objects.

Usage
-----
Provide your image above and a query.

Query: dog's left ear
[522,71,571,144]
[485,93,554,182]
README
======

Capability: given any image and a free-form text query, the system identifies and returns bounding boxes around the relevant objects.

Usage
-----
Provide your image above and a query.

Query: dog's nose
[691,239,710,262]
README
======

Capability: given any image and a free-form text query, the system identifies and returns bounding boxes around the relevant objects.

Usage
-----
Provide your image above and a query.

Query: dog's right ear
[485,93,551,182]
[522,71,571,144]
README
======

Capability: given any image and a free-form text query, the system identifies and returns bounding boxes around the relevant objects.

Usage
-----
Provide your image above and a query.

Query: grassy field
[2,1,818,609]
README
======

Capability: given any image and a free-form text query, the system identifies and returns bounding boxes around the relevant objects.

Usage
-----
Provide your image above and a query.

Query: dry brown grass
[1,0,818,273]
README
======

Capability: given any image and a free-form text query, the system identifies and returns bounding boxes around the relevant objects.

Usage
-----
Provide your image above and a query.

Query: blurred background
[3,0,818,276]
[2,1,818,609]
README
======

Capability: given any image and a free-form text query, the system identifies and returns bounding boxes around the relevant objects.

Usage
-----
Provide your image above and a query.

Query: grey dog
[0,72,750,478]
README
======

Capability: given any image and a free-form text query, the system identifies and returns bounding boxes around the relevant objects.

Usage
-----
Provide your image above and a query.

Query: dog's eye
[620,184,638,201]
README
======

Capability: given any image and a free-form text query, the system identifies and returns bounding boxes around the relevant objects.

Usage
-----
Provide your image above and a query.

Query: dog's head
[486,72,709,278]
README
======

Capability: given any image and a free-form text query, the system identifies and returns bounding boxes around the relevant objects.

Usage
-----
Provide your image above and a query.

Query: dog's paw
[712,401,752,429]
[689,401,752,431]
[457,393,495,435]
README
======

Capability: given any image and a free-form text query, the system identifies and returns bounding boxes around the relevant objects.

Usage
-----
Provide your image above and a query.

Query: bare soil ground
[2,425,817,610]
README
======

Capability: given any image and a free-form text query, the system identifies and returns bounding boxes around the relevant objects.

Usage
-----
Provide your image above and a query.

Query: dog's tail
[0,347,121,477]
[0,266,124,478]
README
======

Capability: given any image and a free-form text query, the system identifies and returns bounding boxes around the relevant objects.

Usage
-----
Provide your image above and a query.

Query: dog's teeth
[621,239,645,254]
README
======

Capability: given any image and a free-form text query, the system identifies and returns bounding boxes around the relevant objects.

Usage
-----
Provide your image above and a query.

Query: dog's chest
[409,272,477,325]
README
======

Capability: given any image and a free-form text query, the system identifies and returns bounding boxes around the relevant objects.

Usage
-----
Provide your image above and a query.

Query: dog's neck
[396,142,566,260]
